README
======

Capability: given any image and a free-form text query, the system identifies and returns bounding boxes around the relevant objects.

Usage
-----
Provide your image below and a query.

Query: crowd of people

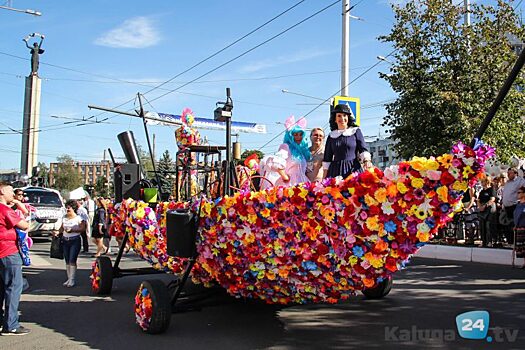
[440,169,525,254]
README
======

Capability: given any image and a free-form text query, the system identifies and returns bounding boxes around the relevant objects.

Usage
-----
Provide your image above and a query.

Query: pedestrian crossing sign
[332,96,360,126]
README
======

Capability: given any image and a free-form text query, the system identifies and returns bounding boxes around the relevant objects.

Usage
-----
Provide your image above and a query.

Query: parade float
[89,40,525,332]
[91,138,493,333]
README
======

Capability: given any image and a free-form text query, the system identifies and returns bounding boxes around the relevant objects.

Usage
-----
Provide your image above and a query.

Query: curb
[415,244,524,266]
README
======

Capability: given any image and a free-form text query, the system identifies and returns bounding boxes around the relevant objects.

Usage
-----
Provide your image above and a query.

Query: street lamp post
[0,5,41,16]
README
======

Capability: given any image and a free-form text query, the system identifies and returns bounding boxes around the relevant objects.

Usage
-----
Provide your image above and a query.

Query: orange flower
[363,277,375,288]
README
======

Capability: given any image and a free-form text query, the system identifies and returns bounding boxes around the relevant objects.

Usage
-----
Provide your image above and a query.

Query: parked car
[23,186,65,237]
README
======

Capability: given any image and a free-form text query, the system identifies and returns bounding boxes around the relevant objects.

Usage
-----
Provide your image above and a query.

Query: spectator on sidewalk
[92,198,107,257]
[59,200,86,287]
[83,195,95,253]
[477,176,496,247]
[513,186,525,268]
[76,199,90,253]
[501,168,525,244]
[0,181,30,335]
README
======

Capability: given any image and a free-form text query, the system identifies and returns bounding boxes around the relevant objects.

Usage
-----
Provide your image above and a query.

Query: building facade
[48,160,113,186]
[368,137,400,169]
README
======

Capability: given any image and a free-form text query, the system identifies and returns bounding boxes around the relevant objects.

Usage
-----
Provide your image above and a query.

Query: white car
[23,186,65,236]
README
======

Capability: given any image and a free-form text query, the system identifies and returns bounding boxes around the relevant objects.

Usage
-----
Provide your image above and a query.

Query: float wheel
[362,276,393,299]
[91,256,113,295]
[135,280,171,334]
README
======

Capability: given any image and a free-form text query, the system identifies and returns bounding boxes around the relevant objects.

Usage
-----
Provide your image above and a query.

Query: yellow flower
[411,177,424,189]
[410,157,426,171]
[452,181,468,192]
[349,256,358,266]
[462,165,474,178]
[397,182,408,194]
[414,207,428,220]
[437,154,453,168]
[364,194,378,207]
[374,188,387,202]
[364,252,384,268]
[366,216,380,231]
[417,231,430,242]
[436,186,448,202]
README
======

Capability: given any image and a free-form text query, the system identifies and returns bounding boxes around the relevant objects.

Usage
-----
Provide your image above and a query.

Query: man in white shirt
[501,168,525,244]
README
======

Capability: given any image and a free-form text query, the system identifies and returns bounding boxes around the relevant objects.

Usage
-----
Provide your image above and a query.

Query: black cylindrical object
[166,209,196,258]
[118,131,141,165]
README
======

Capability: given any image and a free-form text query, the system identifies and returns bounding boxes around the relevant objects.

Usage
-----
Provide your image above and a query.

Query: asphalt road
[1,238,524,350]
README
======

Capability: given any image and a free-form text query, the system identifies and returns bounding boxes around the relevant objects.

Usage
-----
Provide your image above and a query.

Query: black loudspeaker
[114,164,141,203]
[166,209,196,258]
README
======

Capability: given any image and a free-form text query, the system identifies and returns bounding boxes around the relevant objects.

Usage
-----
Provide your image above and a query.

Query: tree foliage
[53,154,83,192]
[157,150,176,195]
[94,176,112,198]
[379,0,525,161]
[239,149,264,165]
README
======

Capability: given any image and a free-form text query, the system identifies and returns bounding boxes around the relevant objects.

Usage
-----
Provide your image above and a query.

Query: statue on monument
[23,33,45,75]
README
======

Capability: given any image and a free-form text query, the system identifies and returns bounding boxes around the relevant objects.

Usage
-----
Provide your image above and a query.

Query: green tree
[239,149,264,166]
[137,144,154,175]
[94,176,112,198]
[379,0,525,161]
[157,150,176,195]
[34,162,49,186]
[53,155,83,192]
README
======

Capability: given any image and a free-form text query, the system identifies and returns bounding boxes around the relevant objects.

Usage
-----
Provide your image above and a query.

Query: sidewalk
[415,243,524,266]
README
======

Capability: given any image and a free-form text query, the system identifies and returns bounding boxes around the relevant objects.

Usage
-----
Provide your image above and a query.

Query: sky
[0,0,523,172]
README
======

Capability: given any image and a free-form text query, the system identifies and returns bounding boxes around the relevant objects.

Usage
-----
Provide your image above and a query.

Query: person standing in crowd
[0,181,30,335]
[260,115,310,190]
[76,199,89,253]
[323,104,372,179]
[501,168,525,244]
[306,128,325,182]
[92,198,108,257]
[513,186,525,268]
[10,189,29,220]
[477,176,496,247]
[83,195,95,253]
[461,186,478,245]
[60,200,86,287]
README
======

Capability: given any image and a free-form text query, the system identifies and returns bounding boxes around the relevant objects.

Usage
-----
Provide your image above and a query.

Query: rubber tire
[138,280,171,334]
[93,256,113,295]
[362,276,393,299]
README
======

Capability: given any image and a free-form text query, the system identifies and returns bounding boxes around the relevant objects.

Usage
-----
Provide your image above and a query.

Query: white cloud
[238,49,334,74]
[94,17,161,48]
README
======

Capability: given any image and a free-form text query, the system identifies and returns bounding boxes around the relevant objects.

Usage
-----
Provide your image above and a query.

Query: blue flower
[352,246,364,258]
[384,220,397,233]
[141,288,149,296]
[301,261,318,271]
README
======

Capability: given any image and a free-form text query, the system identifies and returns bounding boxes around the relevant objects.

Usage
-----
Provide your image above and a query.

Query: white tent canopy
[68,187,88,200]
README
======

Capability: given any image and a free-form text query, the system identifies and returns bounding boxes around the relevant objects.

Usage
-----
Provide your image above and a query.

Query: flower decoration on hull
[112,141,494,304]
[135,283,153,331]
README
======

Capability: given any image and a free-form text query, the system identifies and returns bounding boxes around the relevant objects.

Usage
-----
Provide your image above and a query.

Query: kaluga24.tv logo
[456,311,519,343]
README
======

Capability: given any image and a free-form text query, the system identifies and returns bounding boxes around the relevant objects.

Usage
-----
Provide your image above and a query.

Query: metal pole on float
[137,93,163,196]
[341,0,350,96]
[471,44,525,147]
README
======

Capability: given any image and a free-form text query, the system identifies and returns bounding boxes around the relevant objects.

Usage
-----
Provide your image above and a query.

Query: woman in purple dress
[323,104,372,179]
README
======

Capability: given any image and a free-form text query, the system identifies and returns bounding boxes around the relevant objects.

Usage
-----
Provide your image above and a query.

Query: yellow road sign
[332,96,361,126]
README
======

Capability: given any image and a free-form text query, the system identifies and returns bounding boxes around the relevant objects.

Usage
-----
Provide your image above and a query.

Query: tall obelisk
[20,33,44,176]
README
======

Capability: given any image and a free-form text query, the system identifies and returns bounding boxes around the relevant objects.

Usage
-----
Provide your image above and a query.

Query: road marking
[29,254,53,267]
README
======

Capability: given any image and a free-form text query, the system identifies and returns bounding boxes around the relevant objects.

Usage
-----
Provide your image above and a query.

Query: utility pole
[341,0,350,96]
[464,0,470,26]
